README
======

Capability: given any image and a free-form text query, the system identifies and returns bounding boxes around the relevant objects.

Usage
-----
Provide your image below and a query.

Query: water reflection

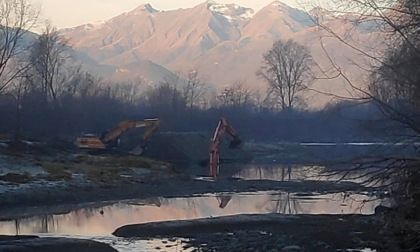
[0,191,381,236]
[233,164,379,184]
[272,192,303,214]
[216,194,232,209]
[233,165,325,181]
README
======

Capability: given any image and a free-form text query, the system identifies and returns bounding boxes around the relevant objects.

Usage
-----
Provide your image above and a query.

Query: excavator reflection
[216,194,233,209]
[209,117,243,179]
[76,118,160,155]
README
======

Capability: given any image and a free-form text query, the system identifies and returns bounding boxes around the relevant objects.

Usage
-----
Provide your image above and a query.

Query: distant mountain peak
[260,1,294,13]
[308,7,334,22]
[259,0,315,28]
[206,0,218,6]
[132,3,159,14]
[206,1,255,21]
[268,0,289,8]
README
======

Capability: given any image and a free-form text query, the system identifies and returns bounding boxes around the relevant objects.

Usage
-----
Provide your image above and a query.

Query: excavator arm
[101,119,160,143]
[76,118,161,153]
[209,118,242,179]
[141,119,161,141]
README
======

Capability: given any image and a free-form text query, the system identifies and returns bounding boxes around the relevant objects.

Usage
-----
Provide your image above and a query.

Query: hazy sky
[33,0,301,29]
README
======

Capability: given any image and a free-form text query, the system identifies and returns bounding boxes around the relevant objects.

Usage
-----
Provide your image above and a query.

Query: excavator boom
[101,119,160,143]
[76,118,160,153]
[209,118,242,179]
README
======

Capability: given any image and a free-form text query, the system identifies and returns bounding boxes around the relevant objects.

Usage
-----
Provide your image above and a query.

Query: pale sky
[33,0,302,29]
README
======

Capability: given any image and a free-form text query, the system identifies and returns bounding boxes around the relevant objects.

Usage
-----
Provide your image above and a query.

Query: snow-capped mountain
[207,1,255,23]
[61,1,383,107]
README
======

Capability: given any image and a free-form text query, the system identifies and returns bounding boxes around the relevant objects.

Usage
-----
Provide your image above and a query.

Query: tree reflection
[39,215,55,233]
[234,164,327,181]
[234,165,295,181]
[14,219,20,235]
[272,192,304,214]
[13,215,57,234]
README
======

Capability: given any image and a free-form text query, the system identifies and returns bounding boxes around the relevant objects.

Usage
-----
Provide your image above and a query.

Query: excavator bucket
[129,145,144,155]
[229,138,243,149]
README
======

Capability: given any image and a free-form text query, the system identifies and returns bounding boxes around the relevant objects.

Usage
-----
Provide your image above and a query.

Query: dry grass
[38,154,171,185]
[77,154,167,169]
[0,172,33,183]
[0,146,24,157]
[39,161,126,183]
[0,134,10,141]
[72,163,131,183]
[40,162,72,181]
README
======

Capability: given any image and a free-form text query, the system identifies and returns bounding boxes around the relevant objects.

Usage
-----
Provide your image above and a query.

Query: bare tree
[0,0,38,93]
[98,80,142,104]
[257,39,314,110]
[7,74,28,138]
[369,41,420,133]
[312,0,420,249]
[156,70,209,109]
[182,69,209,109]
[217,86,234,108]
[217,81,254,108]
[311,0,420,131]
[28,22,68,105]
[62,66,99,99]
[145,81,186,111]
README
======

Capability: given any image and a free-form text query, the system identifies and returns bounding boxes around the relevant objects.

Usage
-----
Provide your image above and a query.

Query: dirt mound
[143,132,253,165]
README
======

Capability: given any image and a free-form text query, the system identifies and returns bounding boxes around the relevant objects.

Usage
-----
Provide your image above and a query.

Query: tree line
[1,0,378,143]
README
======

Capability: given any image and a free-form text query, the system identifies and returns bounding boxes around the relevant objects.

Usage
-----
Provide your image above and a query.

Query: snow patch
[116,68,130,73]
[208,2,255,23]
[83,21,105,31]
[270,0,288,8]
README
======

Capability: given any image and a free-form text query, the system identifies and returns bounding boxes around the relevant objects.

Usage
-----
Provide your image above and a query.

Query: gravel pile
[143,132,253,166]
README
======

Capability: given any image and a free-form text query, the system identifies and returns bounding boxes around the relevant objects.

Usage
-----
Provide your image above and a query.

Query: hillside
[61,0,384,107]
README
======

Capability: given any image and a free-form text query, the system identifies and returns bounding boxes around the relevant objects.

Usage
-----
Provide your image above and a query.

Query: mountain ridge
[61,1,381,107]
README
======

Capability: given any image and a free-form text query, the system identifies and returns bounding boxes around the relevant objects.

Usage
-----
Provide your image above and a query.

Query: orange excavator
[76,118,161,155]
[209,117,242,179]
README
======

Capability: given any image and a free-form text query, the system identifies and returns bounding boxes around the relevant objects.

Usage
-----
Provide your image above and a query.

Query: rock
[113,214,296,238]
[0,235,117,252]
[281,245,302,252]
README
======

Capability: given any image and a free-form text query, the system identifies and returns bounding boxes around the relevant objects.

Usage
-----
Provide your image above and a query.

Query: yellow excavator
[75,118,161,155]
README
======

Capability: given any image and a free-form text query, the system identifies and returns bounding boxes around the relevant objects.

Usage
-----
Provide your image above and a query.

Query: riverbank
[0,235,117,252]
[0,145,379,219]
[0,142,396,251]
[113,213,391,251]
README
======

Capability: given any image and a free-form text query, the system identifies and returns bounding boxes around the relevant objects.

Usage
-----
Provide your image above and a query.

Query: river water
[0,164,385,251]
